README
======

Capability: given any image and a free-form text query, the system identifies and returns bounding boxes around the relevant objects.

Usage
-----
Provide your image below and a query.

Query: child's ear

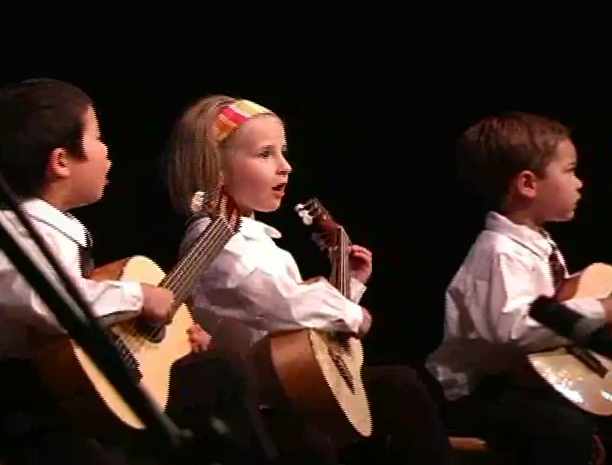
[46,148,71,180]
[514,169,538,199]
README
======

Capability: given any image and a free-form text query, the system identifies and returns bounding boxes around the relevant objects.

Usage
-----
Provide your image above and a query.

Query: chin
[260,199,283,212]
[556,211,576,222]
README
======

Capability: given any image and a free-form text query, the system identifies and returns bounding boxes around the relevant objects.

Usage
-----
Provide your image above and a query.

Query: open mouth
[272,183,287,192]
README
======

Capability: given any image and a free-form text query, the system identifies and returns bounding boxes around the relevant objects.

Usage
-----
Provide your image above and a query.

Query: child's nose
[279,157,292,174]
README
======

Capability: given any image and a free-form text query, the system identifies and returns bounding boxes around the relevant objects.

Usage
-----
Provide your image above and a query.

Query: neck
[502,207,544,232]
[40,187,72,212]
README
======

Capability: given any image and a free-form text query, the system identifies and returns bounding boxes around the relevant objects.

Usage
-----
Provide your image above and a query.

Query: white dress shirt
[183,215,366,355]
[0,198,143,359]
[427,211,605,400]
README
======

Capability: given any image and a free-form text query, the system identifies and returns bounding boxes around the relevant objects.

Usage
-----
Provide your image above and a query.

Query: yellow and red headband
[214,99,273,142]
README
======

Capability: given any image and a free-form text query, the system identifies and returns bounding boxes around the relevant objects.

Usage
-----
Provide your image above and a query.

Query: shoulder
[456,229,536,283]
[0,209,63,250]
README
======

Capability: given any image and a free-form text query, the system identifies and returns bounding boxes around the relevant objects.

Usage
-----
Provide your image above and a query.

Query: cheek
[92,157,106,177]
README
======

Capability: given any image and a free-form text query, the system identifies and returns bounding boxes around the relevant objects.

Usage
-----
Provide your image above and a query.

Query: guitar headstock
[190,189,241,233]
[295,198,342,250]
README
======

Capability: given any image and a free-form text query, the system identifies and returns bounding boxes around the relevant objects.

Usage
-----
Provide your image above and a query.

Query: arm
[196,236,365,336]
[0,215,170,335]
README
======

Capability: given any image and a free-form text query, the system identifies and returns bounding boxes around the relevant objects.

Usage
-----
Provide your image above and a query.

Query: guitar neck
[330,227,351,298]
[161,217,234,309]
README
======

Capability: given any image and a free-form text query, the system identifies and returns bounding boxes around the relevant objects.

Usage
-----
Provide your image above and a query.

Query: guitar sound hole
[328,347,355,394]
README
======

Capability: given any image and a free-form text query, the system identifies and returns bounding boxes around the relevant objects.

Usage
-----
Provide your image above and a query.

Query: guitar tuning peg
[300,210,313,226]
[294,204,313,225]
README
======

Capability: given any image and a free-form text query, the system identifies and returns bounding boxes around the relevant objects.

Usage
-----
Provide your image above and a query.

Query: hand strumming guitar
[140,283,174,324]
[187,323,213,353]
[357,307,373,338]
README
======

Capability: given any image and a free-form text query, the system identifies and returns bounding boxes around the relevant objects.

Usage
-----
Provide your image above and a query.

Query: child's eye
[258,148,273,158]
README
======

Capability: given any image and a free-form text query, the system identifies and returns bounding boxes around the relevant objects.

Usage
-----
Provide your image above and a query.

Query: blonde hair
[166,94,281,216]
[166,95,236,215]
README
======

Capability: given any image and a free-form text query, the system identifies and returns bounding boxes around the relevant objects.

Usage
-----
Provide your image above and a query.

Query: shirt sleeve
[349,277,366,303]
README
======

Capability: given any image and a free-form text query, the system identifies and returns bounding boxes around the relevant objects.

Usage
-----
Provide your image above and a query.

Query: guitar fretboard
[330,226,351,298]
[162,217,235,310]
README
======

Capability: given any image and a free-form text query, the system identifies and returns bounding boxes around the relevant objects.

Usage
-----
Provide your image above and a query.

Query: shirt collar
[21,198,89,247]
[239,216,282,240]
[485,211,554,259]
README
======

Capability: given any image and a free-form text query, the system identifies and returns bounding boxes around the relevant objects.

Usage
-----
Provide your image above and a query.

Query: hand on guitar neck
[298,200,374,338]
[349,244,373,285]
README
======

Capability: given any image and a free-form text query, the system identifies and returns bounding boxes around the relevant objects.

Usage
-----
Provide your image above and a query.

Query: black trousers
[444,376,597,465]
[0,353,266,465]
[260,365,452,465]
[0,358,126,465]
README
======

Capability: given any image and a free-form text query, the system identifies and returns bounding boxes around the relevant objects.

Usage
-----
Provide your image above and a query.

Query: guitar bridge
[135,319,166,343]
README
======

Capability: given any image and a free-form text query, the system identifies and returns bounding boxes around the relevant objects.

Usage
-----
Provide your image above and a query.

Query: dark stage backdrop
[2,71,612,365]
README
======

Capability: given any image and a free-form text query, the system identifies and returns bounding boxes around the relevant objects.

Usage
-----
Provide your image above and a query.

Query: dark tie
[541,231,567,290]
[65,212,95,278]
[549,245,567,290]
[79,232,95,278]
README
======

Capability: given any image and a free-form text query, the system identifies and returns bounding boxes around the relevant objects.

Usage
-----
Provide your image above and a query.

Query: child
[427,112,612,464]
[0,79,257,465]
[0,78,177,463]
[166,95,451,465]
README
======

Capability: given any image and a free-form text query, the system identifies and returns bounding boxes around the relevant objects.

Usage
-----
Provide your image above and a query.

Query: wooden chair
[449,435,513,465]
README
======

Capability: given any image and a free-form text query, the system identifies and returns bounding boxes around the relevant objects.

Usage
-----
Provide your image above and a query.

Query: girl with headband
[166,95,451,465]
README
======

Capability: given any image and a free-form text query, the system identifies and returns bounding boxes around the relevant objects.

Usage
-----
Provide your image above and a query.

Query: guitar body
[528,262,612,415]
[555,262,612,302]
[256,329,371,440]
[35,256,194,432]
